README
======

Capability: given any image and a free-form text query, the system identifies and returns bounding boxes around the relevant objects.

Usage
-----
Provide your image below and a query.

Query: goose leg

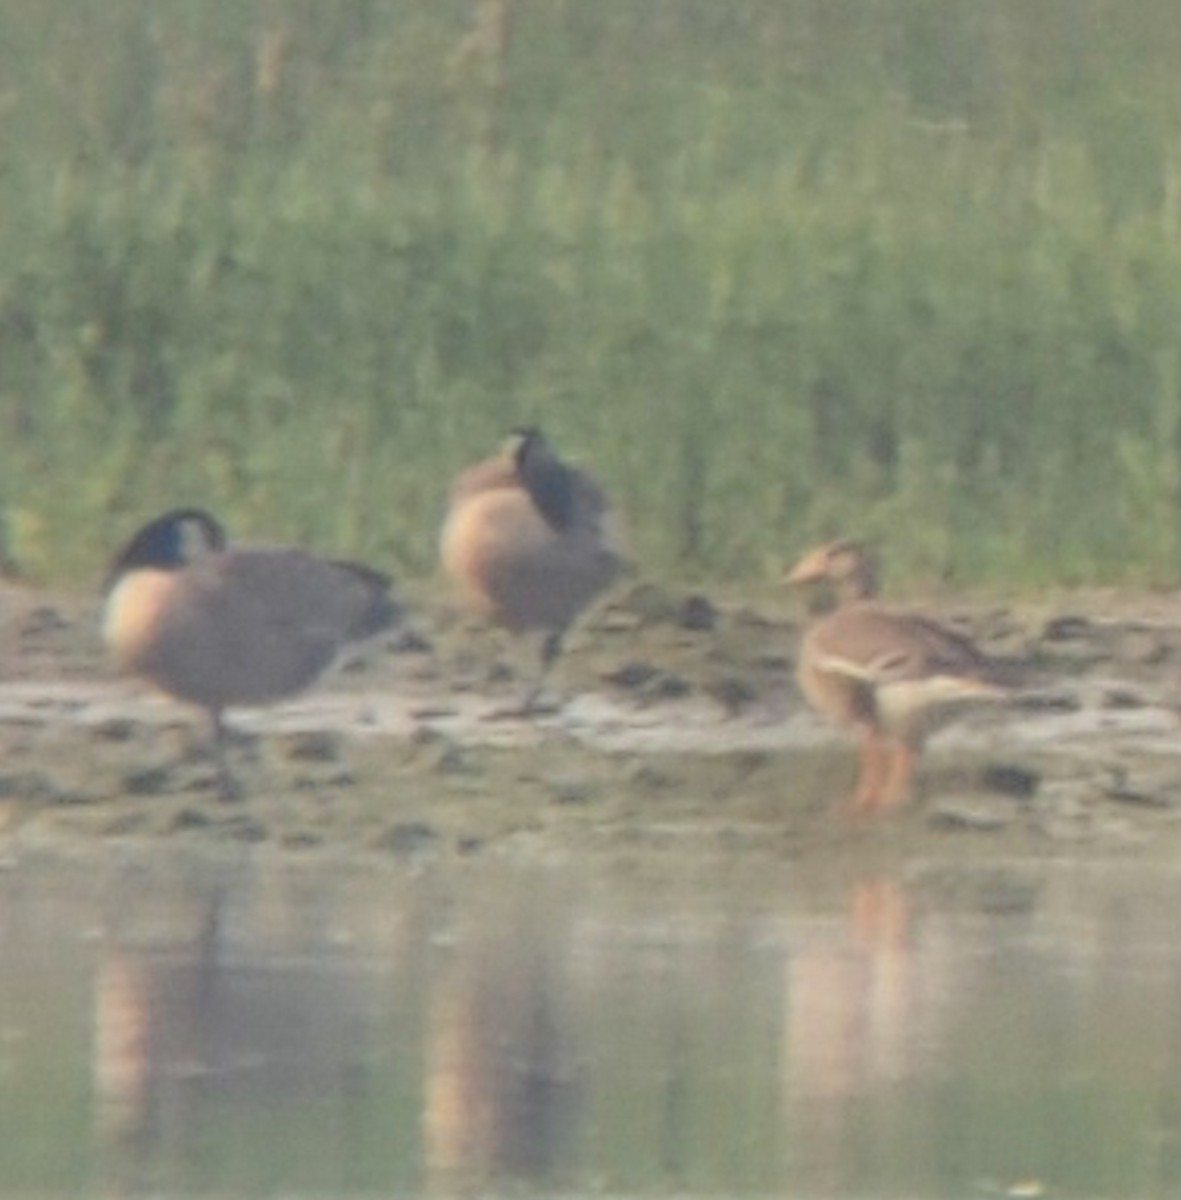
[851,732,889,815]
[520,630,564,715]
[209,709,242,803]
[485,630,565,720]
[877,741,918,813]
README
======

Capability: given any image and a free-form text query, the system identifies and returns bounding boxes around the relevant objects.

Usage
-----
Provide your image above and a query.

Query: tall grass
[3,0,1181,589]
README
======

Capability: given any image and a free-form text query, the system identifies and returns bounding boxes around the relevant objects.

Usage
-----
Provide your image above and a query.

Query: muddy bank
[2,578,1181,865]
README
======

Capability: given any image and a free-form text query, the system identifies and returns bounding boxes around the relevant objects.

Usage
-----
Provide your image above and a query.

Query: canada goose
[786,539,1008,815]
[440,428,625,711]
[103,508,399,799]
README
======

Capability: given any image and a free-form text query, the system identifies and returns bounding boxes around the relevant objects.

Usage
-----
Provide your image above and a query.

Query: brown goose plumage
[786,539,1007,815]
[104,509,399,798]
[440,428,625,710]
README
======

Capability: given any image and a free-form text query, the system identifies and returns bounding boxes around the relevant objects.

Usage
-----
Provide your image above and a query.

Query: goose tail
[333,560,403,640]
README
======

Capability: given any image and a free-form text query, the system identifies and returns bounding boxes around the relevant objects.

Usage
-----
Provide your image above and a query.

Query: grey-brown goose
[786,539,1008,815]
[103,508,399,799]
[440,428,625,710]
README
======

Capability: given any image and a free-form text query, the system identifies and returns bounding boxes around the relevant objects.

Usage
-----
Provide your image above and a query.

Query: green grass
[4,0,1181,590]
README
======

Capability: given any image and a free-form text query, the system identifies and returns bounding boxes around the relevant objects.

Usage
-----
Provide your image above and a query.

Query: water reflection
[422,881,581,1193]
[785,876,915,1197]
[3,850,1181,1197]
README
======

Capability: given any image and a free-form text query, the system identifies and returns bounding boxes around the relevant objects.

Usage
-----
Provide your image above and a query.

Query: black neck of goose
[516,437,576,532]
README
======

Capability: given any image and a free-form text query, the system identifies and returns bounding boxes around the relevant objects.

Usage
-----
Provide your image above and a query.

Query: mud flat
[2,579,1181,869]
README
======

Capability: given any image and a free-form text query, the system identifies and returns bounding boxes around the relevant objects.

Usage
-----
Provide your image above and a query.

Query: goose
[440,428,625,711]
[103,508,399,798]
[786,539,1009,814]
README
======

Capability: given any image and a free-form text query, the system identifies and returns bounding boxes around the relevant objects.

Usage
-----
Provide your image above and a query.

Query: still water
[1,844,1179,1199]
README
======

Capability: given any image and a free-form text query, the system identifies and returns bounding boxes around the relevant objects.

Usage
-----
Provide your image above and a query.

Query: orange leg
[851,732,890,815]
[876,740,919,813]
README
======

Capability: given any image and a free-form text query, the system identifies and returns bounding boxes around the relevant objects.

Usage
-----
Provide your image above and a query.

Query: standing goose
[103,508,399,799]
[440,428,625,711]
[786,539,1008,815]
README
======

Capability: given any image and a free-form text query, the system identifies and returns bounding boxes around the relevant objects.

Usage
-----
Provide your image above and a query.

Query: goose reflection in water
[89,872,583,1197]
[783,875,922,1197]
[88,878,407,1195]
[422,883,581,1192]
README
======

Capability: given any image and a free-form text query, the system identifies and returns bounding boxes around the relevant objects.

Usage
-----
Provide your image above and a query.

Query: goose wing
[171,550,395,700]
[806,602,1000,689]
